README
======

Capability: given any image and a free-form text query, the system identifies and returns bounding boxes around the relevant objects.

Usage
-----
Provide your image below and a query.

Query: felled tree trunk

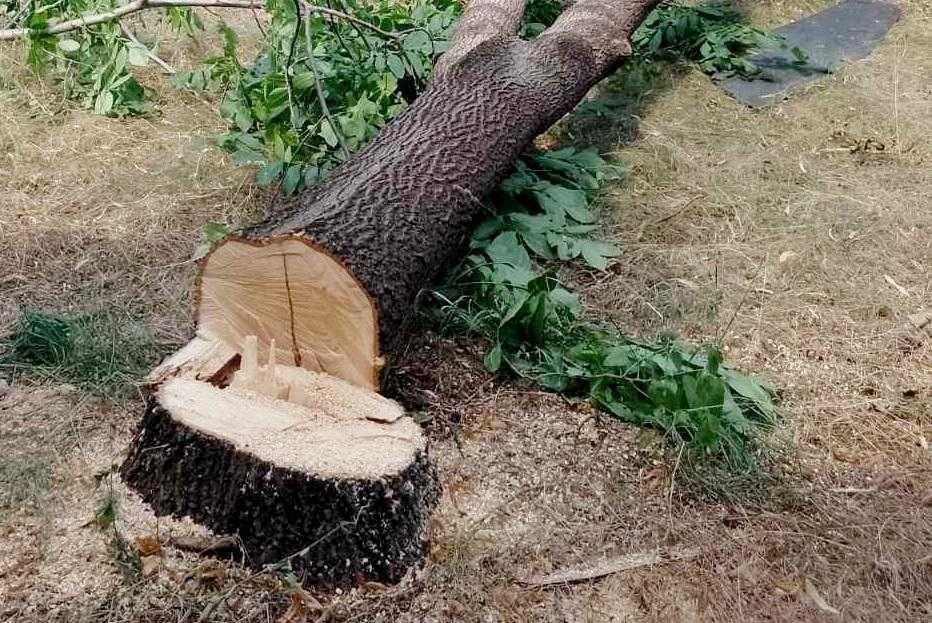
[122,0,657,586]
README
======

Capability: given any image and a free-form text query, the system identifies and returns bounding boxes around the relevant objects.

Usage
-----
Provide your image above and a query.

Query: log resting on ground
[122,0,658,586]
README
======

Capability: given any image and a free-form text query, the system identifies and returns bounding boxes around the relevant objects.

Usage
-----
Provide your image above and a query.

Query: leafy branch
[0,0,264,41]
[432,148,779,465]
[0,0,405,41]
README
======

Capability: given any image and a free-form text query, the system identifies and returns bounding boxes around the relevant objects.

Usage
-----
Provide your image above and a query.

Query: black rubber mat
[718,0,900,107]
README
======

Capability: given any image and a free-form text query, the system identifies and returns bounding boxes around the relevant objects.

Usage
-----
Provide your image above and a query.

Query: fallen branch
[0,0,263,41]
[518,547,700,586]
[0,0,397,42]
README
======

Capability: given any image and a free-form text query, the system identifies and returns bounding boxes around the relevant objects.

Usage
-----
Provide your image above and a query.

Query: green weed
[0,309,159,400]
[92,466,142,583]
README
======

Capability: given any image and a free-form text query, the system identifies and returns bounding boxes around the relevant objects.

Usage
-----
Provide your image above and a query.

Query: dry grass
[1,1,930,621]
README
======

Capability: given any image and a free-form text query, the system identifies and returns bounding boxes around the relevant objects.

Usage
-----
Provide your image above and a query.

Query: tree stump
[122,324,438,585]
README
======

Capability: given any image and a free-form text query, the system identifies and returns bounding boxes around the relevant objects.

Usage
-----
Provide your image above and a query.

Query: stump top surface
[158,378,425,479]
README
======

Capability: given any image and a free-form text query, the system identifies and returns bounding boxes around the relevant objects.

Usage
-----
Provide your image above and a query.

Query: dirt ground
[0,1,929,621]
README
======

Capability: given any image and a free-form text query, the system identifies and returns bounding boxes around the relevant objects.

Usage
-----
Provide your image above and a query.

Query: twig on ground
[518,546,701,586]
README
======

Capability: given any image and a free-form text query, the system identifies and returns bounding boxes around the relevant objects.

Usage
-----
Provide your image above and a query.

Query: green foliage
[198,0,788,190]
[2,0,794,134]
[3,310,74,366]
[200,0,460,194]
[192,220,232,259]
[171,21,240,93]
[471,149,625,269]
[1,309,160,399]
[433,150,779,464]
[632,1,800,78]
[11,0,153,116]
[93,466,142,582]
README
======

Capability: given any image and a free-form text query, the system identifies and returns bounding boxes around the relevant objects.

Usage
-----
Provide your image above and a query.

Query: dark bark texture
[121,401,439,585]
[247,0,658,352]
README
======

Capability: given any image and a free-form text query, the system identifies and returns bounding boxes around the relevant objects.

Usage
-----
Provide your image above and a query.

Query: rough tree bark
[122,0,659,586]
[248,0,659,359]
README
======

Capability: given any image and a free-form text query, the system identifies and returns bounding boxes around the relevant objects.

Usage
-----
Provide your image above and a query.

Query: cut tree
[122,0,659,584]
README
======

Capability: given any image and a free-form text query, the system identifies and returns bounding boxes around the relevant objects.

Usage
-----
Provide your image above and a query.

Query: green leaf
[291,70,315,91]
[527,293,551,344]
[255,161,283,186]
[282,164,303,195]
[319,120,339,148]
[94,91,114,115]
[203,222,230,243]
[486,231,531,271]
[126,42,150,67]
[386,53,405,79]
[647,378,681,411]
[509,213,553,235]
[483,343,503,372]
[683,373,725,410]
[604,345,634,369]
[498,290,530,327]
[534,185,588,221]
[550,287,580,312]
[578,239,618,270]
[57,39,80,54]
[721,388,752,434]
[521,232,557,260]
[723,369,777,416]
[402,30,431,53]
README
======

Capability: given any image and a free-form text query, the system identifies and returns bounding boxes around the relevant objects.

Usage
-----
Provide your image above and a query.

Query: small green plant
[1,309,160,399]
[91,466,142,582]
[3,310,74,366]
[433,149,778,464]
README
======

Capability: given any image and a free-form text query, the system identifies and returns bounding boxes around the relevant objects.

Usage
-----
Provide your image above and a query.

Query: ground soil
[0,1,929,621]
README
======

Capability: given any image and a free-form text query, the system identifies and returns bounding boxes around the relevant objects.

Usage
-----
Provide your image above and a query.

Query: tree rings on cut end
[196,235,382,391]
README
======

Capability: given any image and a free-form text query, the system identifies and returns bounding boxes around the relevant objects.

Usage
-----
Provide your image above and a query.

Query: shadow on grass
[566,60,687,153]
